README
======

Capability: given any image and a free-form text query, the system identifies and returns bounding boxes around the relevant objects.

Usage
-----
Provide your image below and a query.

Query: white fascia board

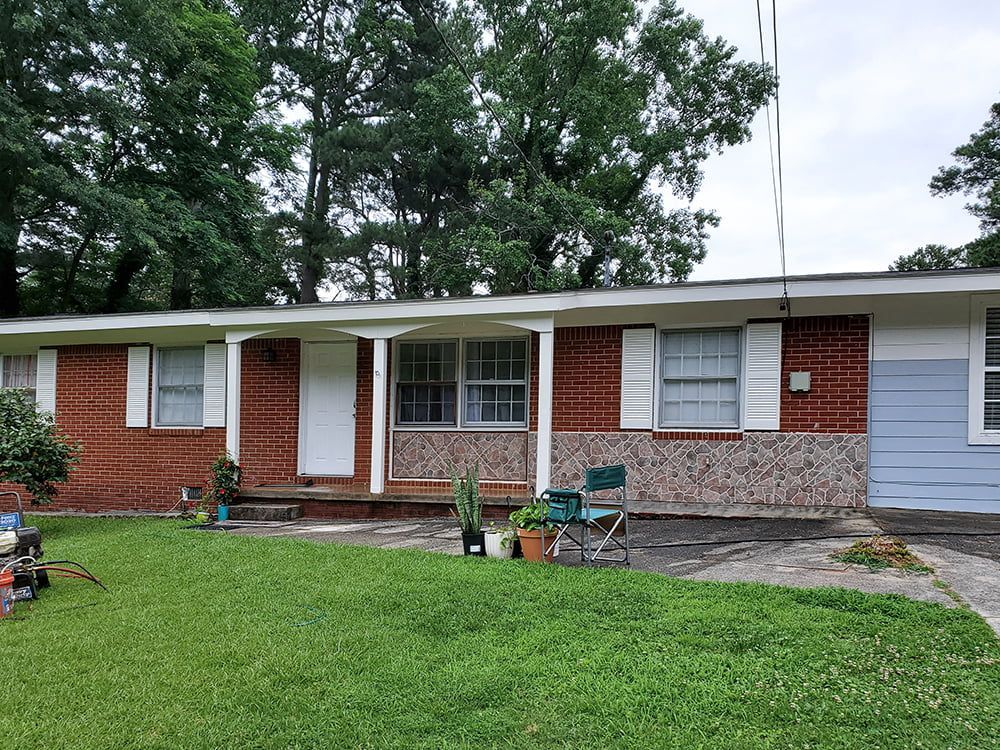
[4,271,1000,340]
[0,310,211,336]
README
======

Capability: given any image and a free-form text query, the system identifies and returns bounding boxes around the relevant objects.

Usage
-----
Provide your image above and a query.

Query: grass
[833,535,935,574]
[2,517,998,749]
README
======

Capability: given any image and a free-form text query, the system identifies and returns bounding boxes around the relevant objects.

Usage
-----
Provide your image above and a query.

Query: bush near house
[0,389,80,503]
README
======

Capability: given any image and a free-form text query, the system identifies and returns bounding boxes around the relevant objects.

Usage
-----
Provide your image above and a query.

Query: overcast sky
[678,0,1000,281]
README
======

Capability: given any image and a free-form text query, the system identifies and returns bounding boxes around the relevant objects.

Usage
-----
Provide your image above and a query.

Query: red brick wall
[0,344,225,512]
[239,338,372,488]
[780,315,869,433]
[551,325,623,432]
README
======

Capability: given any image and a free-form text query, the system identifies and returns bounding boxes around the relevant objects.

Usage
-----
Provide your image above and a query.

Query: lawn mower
[1,491,106,618]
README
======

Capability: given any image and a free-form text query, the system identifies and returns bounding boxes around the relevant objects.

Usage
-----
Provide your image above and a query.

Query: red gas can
[0,569,14,617]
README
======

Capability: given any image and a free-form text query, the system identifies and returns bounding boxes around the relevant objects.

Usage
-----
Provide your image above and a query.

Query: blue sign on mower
[0,512,22,530]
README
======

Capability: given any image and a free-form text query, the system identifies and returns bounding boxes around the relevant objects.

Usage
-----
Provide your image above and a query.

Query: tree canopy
[1,0,774,316]
[891,100,1000,272]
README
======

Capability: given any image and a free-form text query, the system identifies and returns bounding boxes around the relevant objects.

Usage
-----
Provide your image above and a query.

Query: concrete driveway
[215,508,1000,635]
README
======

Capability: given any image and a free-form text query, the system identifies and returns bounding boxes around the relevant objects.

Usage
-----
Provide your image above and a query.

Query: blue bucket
[216,505,230,523]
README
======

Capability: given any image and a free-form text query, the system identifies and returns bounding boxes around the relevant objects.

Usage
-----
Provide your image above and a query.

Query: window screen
[156,348,204,427]
[464,339,527,425]
[660,329,740,428]
[396,341,457,425]
[984,308,1000,430]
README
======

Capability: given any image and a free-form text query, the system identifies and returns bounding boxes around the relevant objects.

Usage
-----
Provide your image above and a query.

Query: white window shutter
[126,346,151,428]
[744,322,782,431]
[202,343,227,428]
[620,328,656,430]
[35,348,58,414]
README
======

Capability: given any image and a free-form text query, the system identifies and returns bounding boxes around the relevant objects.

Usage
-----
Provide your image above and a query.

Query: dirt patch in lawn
[832,535,933,574]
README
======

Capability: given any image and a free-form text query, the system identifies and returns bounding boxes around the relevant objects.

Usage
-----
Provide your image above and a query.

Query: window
[464,339,527,425]
[660,328,740,428]
[983,307,1000,431]
[396,341,457,425]
[394,337,529,427]
[1,354,37,399]
[156,348,204,427]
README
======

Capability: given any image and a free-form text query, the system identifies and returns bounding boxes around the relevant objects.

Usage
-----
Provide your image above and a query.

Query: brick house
[2,268,1000,516]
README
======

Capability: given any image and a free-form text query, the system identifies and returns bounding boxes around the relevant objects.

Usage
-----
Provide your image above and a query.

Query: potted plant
[510,500,558,563]
[450,463,484,556]
[206,452,241,523]
[484,521,515,559]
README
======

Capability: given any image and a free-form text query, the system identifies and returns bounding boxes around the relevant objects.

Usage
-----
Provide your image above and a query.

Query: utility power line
[756,0,790,310]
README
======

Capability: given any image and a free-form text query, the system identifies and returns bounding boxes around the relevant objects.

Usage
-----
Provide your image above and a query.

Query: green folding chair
[540,464,629,565]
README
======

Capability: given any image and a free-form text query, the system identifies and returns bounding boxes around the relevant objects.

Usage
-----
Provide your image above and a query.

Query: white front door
[301,341,356,476]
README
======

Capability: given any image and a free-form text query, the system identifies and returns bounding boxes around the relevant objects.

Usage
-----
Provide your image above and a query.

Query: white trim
[371,338,389,494]
[619,328,655,430]
[6,271,1000,339]
[202,343,228,428]
[125,346,150,428]
[535,329,554,494]
[35,348,57,414]
[296,344,309,475]
[968,294,1000,444]
[225,342,241,460]
[297,340,357,477]
[743,322,782,431]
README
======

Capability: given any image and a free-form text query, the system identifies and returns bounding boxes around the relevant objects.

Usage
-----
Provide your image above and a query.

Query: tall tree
[239,0,405,303]
[2,0,290,316]
[891,100,1000,271]
[0,0,106,316]
[443,0,774,292]
[243,0,773,301]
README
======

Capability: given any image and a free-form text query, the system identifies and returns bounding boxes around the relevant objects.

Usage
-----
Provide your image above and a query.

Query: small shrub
[833,535,932,573]
[0,388,80,504]
[205,453,241,507]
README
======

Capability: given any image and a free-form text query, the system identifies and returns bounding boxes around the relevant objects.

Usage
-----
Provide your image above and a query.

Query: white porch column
[225,341,241,462]
[370,338,389,494]
[534,329,554,495]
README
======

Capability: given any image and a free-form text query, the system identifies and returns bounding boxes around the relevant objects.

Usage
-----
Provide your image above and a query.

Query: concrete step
[228,502,303,522]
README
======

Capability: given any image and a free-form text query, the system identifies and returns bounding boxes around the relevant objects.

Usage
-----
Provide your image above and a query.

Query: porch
[223,312,558,505]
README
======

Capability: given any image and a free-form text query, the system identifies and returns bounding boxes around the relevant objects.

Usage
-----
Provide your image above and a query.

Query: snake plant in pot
[450,463,484,556]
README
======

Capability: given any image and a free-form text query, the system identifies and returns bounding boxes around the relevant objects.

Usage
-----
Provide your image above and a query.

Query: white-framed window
[155,347,205,427]
[464,339,528,426]
[394,336,530,428]
[969,297,1000,444]
[659,328,741,429]
[1,354,37,400]
[396,340,458,425]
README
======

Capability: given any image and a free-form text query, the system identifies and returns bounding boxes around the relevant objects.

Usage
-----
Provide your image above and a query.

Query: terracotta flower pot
[517,527,555,563]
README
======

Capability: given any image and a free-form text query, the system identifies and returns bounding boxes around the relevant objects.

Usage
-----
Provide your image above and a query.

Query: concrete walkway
[215,508,1000,635]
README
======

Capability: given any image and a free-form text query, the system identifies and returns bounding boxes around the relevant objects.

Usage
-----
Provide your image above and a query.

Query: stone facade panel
[392,431,529,482]
[550,432,867,507]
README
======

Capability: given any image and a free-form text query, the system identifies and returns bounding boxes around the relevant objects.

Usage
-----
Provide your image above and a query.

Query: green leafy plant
[509,501,557,533]
[449,463,481,534]
[205,453,241,508]
[0,389,80,504]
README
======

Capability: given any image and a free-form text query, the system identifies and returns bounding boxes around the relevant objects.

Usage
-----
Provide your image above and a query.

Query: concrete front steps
[227,502,303,522]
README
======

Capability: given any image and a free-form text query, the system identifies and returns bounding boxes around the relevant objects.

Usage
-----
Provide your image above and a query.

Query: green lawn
[2,517,998,749]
